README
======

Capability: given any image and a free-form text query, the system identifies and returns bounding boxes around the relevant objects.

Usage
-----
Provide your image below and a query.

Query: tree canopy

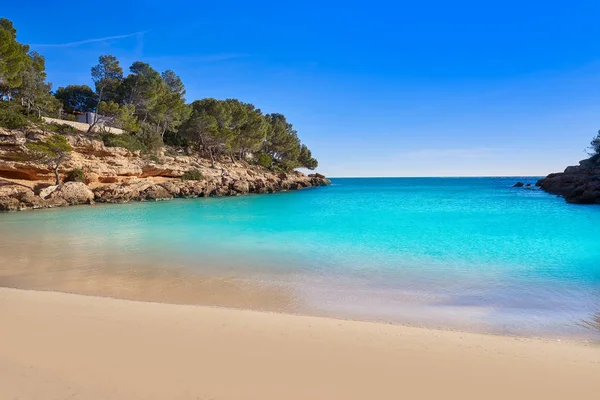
[591,131,600,156]
[0,18,320,172]
[55,85,97,113]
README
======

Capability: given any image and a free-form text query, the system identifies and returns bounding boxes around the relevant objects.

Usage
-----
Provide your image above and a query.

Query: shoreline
[2,287,600,399]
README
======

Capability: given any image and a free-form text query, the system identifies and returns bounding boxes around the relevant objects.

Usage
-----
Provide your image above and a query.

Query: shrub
[43,123,78,135]
[255,152,273,169]
[163,130,188,147]
[137,122,163,152]
[0,102,28,129]
[181,169,204,181]
[102,133,145,152]
[61,114,78,121]
[145,154,161,163]
[64,168,85,183]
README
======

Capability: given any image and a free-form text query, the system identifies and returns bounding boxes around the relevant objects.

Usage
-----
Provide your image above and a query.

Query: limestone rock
[51,182,95,205]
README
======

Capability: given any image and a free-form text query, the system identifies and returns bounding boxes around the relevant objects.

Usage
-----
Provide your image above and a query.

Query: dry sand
[1,287,600,400]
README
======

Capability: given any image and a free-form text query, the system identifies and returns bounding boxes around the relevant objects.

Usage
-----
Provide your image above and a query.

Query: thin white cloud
[404,148,494,159]
[33,31,147,48]
[146,54,249,64]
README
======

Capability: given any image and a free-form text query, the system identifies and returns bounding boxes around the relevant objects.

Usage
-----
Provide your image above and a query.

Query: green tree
[90,55,123,131]
[121,61,162,123]
[153,70,189,138]
[264,113,302,169]
[230,102,268,161]
[97,101,138,132]
[137,121,164,152]
[26,134,72,184]
[180,99,235,167]
[55,85,97,113]
[298,144,318,170]
[17,51,60,117]
[0,18,30,98]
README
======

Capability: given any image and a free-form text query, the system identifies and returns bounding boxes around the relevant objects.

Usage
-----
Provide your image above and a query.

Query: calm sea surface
[2,177,600,339]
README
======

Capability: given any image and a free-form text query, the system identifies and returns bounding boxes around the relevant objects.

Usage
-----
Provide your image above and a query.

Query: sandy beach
[2,287,600,400]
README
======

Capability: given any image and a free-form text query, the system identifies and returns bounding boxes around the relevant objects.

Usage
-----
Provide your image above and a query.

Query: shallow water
[1,177,600,339]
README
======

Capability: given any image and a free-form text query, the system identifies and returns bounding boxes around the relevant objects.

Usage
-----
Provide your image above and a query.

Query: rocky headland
[536,155,600,204]
[0,127,330,211]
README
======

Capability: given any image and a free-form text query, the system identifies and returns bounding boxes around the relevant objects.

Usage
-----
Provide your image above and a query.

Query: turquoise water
[2,177,600,339]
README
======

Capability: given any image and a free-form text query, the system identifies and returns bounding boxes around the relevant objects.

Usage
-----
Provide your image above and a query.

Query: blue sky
[4,1,600,176]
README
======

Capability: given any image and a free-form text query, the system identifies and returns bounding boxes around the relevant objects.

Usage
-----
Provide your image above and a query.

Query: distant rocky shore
[0,127,330,212]
[535,155,600,204]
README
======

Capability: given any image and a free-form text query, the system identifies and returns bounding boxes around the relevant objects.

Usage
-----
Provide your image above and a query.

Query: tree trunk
[229,152,237,166]
[208,147,215,168]
[88,86,103,133]
[53,167,60,185]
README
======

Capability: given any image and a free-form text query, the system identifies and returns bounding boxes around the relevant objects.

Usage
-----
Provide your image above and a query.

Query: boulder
[39,185,58,199]
[51,182,95,205]
[513,182,525,188]
[141,184,172,201]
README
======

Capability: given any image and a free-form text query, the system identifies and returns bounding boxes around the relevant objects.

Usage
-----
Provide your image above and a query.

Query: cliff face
[0,127,330,211]
[536,156,600,204]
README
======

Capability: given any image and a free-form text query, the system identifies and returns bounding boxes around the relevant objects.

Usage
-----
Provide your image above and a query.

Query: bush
[102,133,145,152]
[163,130,188,147]
[254,152,273,169]
[181,169,204,181]
[145,154,161,163]
[61,114,78,121]
[64,168,85,183]
[137,122,163,152]
[0,102,28,129]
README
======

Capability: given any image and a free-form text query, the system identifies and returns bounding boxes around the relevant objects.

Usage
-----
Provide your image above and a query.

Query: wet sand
[2,287,600,400]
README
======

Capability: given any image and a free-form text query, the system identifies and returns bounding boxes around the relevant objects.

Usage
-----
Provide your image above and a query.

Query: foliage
[163,129,188,147]
[1,18,322,174]
[254,152,273,169]
[145,154,161,163]
[15,51,60,117]
[25,134,72,184]
[181,169,204,181]
[0,101,28,129]
[44,123,78,135]
[55,85,97,113]
[102,133,145,152]
[64,168,85,183]
[0,18,30,96]
[137,122,163,151]
[590,131,600,156]
[298,144,318,170]
[98,101,138,132]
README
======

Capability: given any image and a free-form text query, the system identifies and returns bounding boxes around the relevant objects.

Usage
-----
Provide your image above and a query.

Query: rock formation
[0,127,330,211]
[536,156,600,204]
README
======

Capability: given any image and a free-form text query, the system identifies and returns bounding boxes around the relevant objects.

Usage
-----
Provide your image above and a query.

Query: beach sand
[1,287,599,400]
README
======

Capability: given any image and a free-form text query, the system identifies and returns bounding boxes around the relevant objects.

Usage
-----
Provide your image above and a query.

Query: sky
[4,0,600,177]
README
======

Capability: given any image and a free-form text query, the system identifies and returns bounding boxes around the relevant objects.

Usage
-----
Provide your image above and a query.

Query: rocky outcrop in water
[0,127,330,211]
[536,156,600,204]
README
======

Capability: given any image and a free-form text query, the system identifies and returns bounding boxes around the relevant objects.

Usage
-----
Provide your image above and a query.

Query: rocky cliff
[536,156,600,204]
[0,127,330,211]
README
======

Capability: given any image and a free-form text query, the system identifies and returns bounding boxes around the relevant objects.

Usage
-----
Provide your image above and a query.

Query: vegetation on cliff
[0,18,319,172]
[590,131,600,159]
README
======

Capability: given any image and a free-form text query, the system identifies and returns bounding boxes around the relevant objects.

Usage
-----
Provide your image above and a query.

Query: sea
[2,177,600,340]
